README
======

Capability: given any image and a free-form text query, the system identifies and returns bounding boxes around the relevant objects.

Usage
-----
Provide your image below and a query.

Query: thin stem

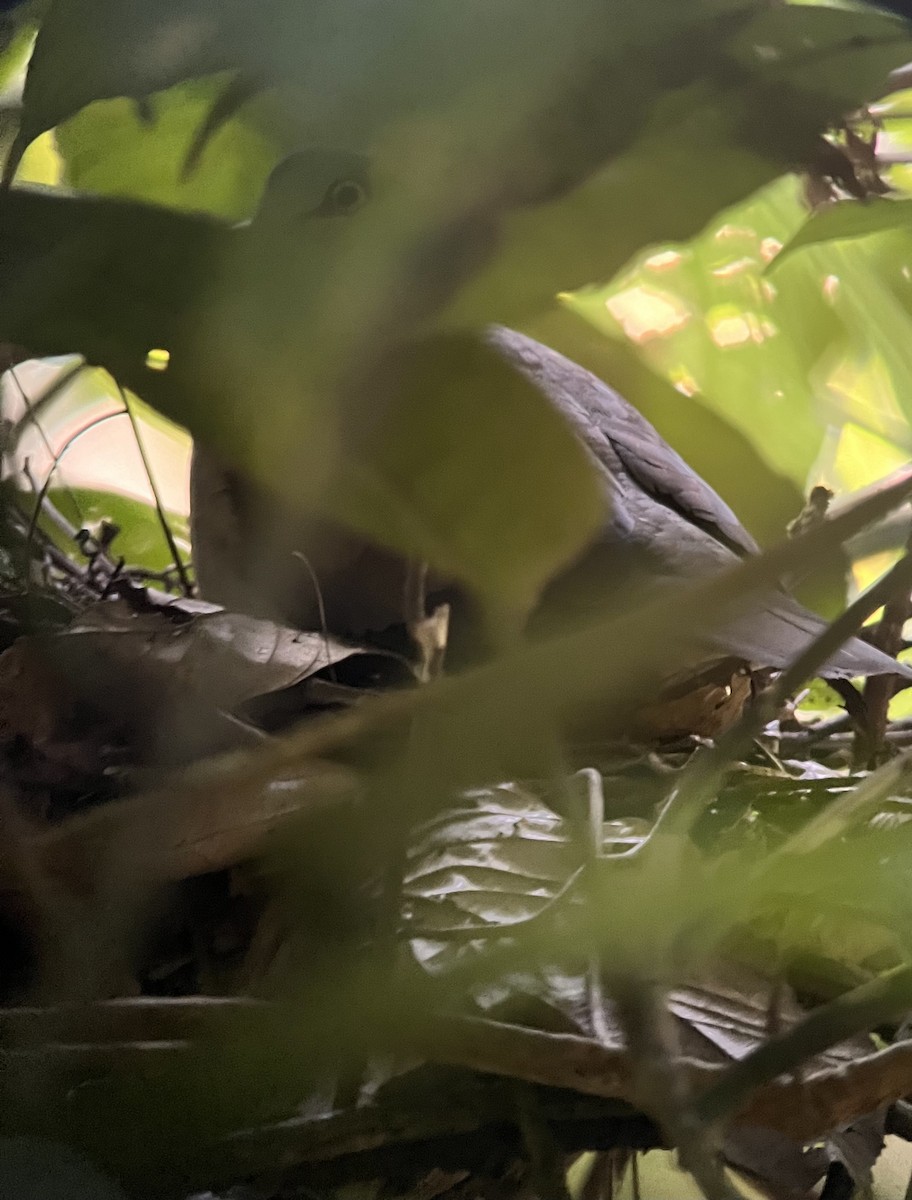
[649,546,912,847]
[695,963,912,1127]
[117,385,192,596]
[8,361,86,525]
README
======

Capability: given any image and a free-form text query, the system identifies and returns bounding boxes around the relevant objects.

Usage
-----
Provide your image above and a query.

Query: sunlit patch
[710,316,750,347]
[759,237,782,263]
[853,550,897,605]
[604,287,690,343]
[670,366,699,397]
[712,256,756,281]
[889,672,912,722]
[715,223,756,242]
[644,249,683,273]
[826,362,908,447]
[145,348,171,372]
[760,279,777,302]
[822,274,840,303]
[706,306,767,348]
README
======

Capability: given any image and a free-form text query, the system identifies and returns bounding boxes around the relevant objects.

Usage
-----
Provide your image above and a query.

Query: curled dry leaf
[68,597,387,707]
[0,597,402,782]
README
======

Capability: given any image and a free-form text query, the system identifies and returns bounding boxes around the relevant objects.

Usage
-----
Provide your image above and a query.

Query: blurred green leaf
[8,1,752,157]
[773,197,912,266]
[325,334,605,626]
[10,0,235,164]
[0,183,225,423]
[0,7,36,93]
[583,177,837,489]
[56,74,286,220]
[13,2,912,337]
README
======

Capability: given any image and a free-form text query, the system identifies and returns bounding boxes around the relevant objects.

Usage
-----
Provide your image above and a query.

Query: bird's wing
[489,327,912,680]
[487,325,759,558]
[713,590,912,680]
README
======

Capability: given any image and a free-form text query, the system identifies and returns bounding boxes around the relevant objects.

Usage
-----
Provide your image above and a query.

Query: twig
[6,357,86,449]
[858,537,912,766]
[761,745,912,859]
[694,963,912,1127]
[23,409,123,580]
[610,980,738,1200]
[292,549,337,684]
[647,542,912,849]
[418,1013,912,1143]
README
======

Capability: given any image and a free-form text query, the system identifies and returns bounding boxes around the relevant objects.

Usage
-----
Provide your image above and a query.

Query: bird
[0,153,908,710]
[191,324,912,705]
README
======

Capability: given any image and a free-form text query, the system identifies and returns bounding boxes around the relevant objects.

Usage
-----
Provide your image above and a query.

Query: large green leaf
[0,183,225,402]
[10,1,752,159]
[11,0,236,163]
[0,184,605,617]
[585,171,912,495]
[578,177,836,489]
[323,334,606,626]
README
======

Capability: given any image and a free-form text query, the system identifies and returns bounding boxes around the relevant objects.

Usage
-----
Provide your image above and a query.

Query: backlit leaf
[773,197,912,267]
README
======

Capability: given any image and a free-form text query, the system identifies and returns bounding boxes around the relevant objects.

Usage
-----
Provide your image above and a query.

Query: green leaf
[56,74,286,220]
[13,2,912,365]
[0,183,226,413]
[439,4,912,328]
[12,0,744,154]
[772,197,912,267]
[324,334,605,626]
[576,178,835,488]
[10,0,235,171]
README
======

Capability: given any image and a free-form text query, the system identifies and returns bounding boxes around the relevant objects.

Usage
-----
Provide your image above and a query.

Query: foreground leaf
[325,334,606,628]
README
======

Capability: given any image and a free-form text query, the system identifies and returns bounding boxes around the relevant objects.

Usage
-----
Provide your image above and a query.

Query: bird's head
[251,148,372,229]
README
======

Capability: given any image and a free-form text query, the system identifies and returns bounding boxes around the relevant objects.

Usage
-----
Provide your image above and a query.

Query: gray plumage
[487,326,908,680]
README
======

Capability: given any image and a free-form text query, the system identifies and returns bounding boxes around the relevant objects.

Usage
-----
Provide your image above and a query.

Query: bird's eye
[325,178,368,215]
